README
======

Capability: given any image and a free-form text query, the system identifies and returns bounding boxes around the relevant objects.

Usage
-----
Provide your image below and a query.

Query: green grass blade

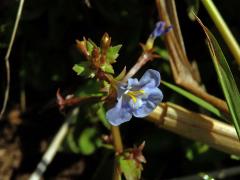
[197,17,240,138]
[161,80,222,118]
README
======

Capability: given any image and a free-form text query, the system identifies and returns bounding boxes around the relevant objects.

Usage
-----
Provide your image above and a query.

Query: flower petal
[127,78,139,89]
[151,21,173,38]
[128,98,144,110]
[151,21,165,37]
[106,97,132,126]
[139,69,161,88]
[132,88,163,117]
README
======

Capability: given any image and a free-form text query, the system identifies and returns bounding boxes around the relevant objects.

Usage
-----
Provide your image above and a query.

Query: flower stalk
[111,125,123,153]
[111,125,123,180]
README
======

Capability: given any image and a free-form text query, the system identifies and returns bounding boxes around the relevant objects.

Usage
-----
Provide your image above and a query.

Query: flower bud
[101,33,111,50]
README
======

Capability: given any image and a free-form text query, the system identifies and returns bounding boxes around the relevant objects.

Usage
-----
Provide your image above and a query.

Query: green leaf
[86,40,95,55]
[198,18,240,138]
[101,63,114,74]
[72,64,85,75]
[119,155,142,180]
[154,48,169,61]
[230,154,240,161]
[186,142,209,161]
[66,128,80,153]
[73,62,96,78]
[78,128,97,155]
[96,103,111,129]
[161,80,222,118]
[106,44,122,64]
[75,80,103,97]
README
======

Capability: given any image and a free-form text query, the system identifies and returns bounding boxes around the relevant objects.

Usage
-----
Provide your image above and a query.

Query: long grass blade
[162,80,222,118]
[197,17,240,138]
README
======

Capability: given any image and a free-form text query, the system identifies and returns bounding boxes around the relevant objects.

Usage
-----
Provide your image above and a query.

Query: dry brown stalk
[147,103,240,156]
[155,0,228,113]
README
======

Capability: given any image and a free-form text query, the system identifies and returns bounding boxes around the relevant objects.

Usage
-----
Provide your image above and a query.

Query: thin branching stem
[0,0,25,120]
[123,52,152,82]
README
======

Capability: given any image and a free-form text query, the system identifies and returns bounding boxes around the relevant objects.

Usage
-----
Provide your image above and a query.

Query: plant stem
[123,52,152,82]
[201,0,240,65]
[111,125,123,153]
[111,125,123,180]
[0,0,25,120]
[29,108,79,180]
[147,102,240,156]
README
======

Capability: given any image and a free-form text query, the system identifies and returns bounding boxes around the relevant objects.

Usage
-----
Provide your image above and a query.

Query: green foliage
[78,128,98,155]
[155,48,169,61]
[198,173,215,180]
[86,41,95,55]
[73,36,122,78]
[230,155,240,160]
[65,127,99,155]
[100,63,115,74]
[73,61,94,77]
[106,45,122,64]
[186,142,209,161]
[161,80,222,117]
[119,155,142,180]
[96,103,111,129]
[66,128,80,153]
[75,80,103,97]
[201,22,240,138]
[72,64,85,75]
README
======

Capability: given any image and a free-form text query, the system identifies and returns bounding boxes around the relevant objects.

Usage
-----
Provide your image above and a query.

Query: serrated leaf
[101,63,114,74]
[73,62,96,78]
[73,64,85,75]
[197,17,240,138]
[119,155,142,180]
[106,45,122,64]
[162,80,222,118]
[78,128,97,155]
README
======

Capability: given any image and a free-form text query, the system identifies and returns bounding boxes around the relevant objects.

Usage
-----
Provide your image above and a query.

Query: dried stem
[0,0,25,120]
[147,103,240,156]
[155,0,229,113]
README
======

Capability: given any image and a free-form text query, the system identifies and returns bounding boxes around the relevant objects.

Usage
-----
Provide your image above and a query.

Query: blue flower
[106,69,163,126]
[145,21,172,51]
[151,21,172,38]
